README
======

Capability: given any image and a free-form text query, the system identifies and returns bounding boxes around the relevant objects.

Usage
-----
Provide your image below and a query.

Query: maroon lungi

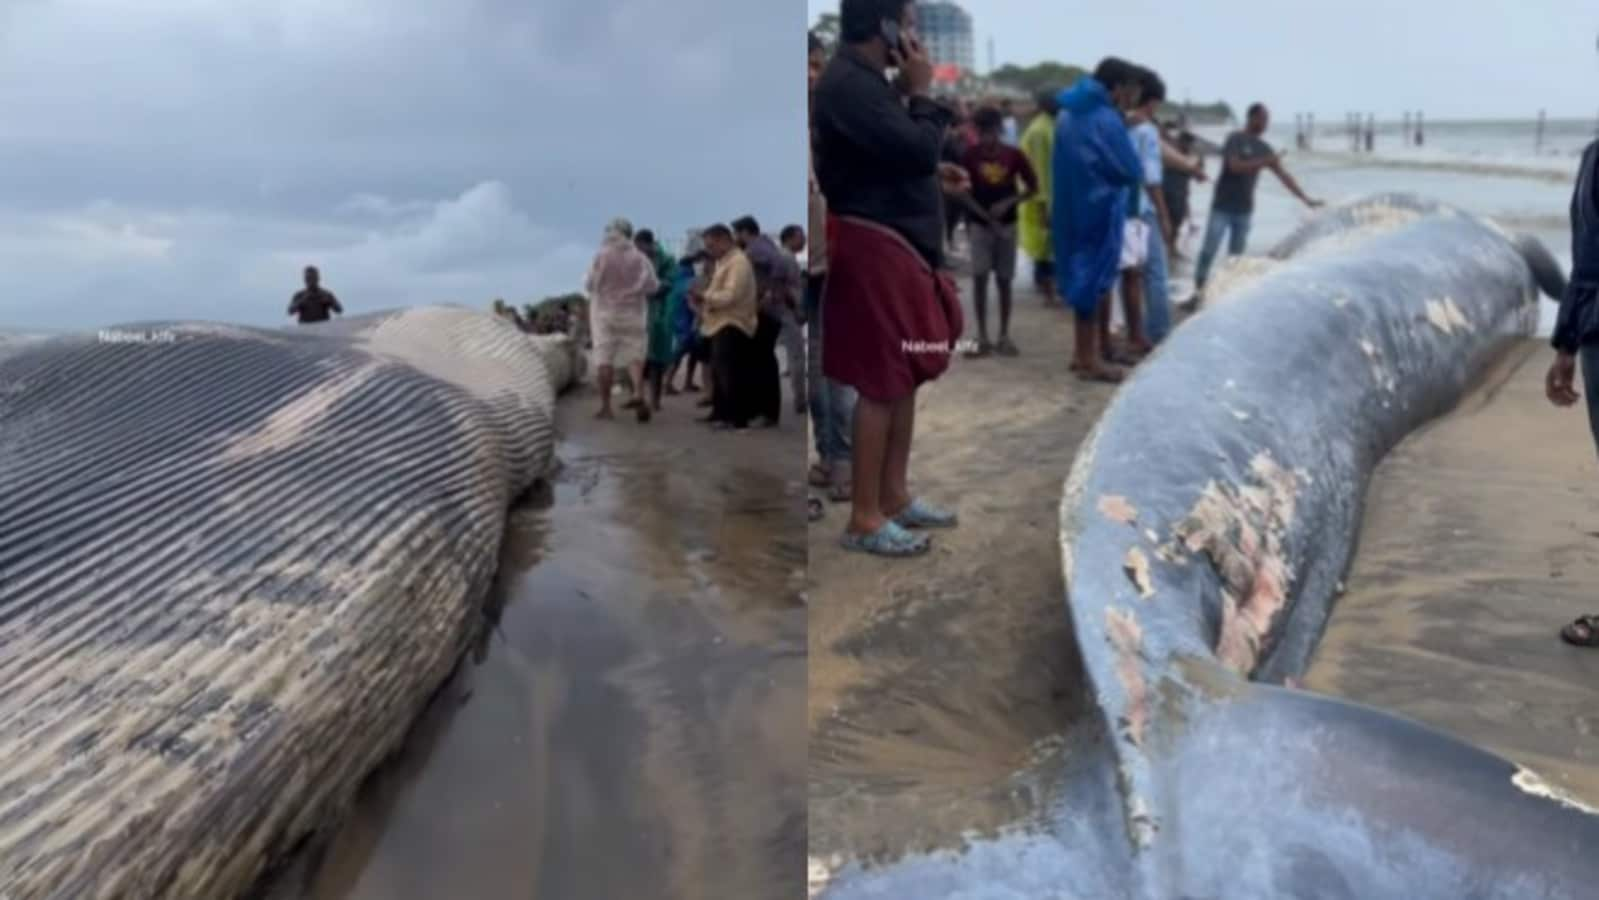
[822,215,963,403]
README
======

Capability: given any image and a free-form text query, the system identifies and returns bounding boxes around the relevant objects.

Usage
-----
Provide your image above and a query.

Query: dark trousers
[1583,344,1599,454]
[753,311,783,424]
[711,326,754,426]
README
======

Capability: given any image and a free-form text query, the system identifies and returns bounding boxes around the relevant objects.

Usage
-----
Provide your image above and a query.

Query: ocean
[1181,118,1592,336]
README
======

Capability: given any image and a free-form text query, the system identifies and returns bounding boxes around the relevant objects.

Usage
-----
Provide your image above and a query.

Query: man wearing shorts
[584,218,659,422]
[959,104,1037,357]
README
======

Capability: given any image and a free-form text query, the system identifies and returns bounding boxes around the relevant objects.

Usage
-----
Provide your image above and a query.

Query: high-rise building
[916,2,975,77]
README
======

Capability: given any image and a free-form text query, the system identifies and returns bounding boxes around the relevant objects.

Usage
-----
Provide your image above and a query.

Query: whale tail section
[1130,682,1599,899]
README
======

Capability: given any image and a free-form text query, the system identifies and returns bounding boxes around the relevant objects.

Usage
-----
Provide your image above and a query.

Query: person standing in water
[288,266,343,324]
[1189,103,1323,308]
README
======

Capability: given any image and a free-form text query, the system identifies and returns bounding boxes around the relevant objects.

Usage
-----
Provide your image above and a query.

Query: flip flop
[1560,615,1599,647]
[1077,366,1126,385]
[809,462,833,488]
[890,498,959,529]
[964,341,992,359]
[840,520,931,557]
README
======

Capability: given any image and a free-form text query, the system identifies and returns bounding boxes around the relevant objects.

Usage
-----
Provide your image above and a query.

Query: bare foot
[595,408,615,420]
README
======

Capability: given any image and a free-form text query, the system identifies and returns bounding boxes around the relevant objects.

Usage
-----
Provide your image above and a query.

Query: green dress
[646,246,679,365]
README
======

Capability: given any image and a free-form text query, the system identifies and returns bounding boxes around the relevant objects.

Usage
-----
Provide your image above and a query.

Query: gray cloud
[0,0,806,329]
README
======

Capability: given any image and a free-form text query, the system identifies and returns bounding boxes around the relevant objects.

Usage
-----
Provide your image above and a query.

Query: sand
[265,376,807,899]
[1304,339,1599,805]
[807,276,1116,863]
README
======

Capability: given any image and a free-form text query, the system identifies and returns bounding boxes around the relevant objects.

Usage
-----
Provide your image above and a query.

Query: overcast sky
[810,0,1599,120]
[0,0,804,330]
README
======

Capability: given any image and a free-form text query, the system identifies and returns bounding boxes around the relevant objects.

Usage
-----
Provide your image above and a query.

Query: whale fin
[1514,232,1567,300]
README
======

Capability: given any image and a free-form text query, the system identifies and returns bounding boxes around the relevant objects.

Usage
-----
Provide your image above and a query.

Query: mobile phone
[880,19,905,56]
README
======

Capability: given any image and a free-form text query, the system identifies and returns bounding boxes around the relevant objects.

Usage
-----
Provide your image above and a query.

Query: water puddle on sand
[1305,341,1599,805]
[268,419,806,899]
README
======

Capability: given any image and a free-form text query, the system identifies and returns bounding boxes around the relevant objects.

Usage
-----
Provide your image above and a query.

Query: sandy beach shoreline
[810,153,1589,877]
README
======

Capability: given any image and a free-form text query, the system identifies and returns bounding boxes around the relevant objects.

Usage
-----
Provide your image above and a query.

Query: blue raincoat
[1051,77,1144,316]
[670,261,699,357]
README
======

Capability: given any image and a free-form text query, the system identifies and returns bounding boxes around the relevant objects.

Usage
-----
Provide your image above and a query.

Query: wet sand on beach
[1305,339,1599,806]
[270,379,807,900]
[807,277,1114,864]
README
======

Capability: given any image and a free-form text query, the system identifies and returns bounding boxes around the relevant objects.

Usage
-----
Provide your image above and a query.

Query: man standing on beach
[287,266,342,324]
[635,228,680,413]
[734,216,802,425]
[1546,132,1599,646]
[813,0,968,558]
[1162,123,1202,252]
[691,224,759,430]
[807,29,857,521]
[1052,57,1146,383]
[1190,103,1323,306]
[585,218,659,423]
[1128,68,1174,346]
[958,104,1038,358]
[1019,89,1058,304]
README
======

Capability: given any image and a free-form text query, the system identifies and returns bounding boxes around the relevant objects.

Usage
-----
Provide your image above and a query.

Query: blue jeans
[1194,210,1253,289]
[1142,213,1171,344]
[805,274,856,465]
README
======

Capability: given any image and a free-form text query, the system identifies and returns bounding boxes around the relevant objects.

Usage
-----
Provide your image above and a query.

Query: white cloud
[0,0,803,331]
[0,182,594,330]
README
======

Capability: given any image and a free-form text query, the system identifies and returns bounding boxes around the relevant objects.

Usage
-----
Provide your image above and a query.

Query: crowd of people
[572,216,808,429]
[807,0,1327,554]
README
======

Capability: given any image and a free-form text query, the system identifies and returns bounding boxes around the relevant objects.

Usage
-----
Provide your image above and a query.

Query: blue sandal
[840,520,931,557]
[891,498,959,529]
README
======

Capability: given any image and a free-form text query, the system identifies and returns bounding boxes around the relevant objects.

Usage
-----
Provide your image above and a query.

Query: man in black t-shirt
[288,266,343,324]
[1191,103,1323,305]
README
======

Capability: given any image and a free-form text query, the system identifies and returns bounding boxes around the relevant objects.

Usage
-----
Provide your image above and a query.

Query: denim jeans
[804,274,856,465]
[775,305,805,408]
[1194,210,1253,288]
[1142,212,1172,344]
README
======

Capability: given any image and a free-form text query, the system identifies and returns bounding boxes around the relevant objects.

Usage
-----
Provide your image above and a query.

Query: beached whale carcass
[0,307,579,898]
[814,195,1599,899]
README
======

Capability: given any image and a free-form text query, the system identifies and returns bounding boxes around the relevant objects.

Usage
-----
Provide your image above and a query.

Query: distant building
[917,1,974,88]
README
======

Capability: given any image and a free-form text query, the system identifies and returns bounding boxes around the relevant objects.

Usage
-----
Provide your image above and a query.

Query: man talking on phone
[812,0,968,558]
